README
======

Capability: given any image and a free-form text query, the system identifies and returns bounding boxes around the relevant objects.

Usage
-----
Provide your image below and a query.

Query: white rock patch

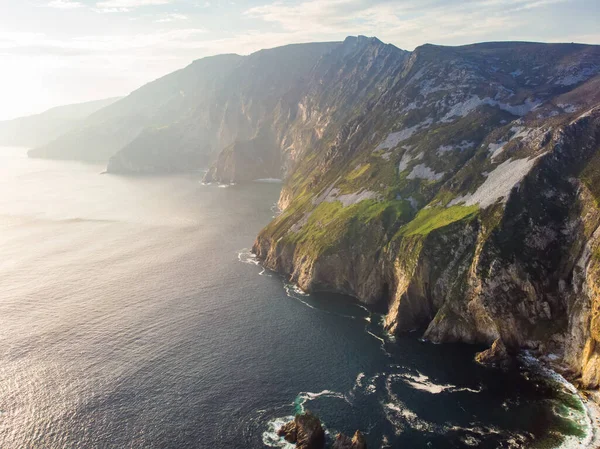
[397,195,419,209]
[376,126,419,150]
[407,164,445,181]
[442,96,542,122]
[555,66,599,86]
[437,144,454,154]
[398,151,423,172]
[558,103,578,113]
[334,190,380,207]
[441,96,489,122]
[376,120,433,150]
[488,141,508,160]
[438,140,475,155]
[449,155,545,208]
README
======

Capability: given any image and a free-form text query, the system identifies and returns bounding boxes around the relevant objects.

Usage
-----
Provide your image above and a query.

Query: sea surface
[0,147,592,449]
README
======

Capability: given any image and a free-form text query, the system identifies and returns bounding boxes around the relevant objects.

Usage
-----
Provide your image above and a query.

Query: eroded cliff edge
[252,41,600,390]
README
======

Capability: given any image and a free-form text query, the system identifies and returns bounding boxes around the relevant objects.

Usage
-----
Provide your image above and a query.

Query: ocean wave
[237,249,260,266]
[383,400,433,434]
[270,203,282,217]
[262,416,295,449]
[519,353,597,449]
[283,283,318,310]
[254,178,283,183]
[384,374,436,434]
[293,390,350,414]
[351,372,379,397]
[397,372,482,395]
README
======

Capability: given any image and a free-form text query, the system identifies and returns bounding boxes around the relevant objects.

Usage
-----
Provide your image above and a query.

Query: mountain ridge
[0,97,121,148]
[23,37,600,393]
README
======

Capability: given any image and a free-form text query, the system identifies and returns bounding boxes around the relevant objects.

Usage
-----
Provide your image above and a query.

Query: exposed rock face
[251,41,600,390]
[475,339,511,368]
[26,35,600,390]
[278,412,325,449]
[332,431,367,449]
[31,44,339,170]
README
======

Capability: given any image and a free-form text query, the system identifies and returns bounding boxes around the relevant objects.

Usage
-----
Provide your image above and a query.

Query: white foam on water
[237,248,260,266]
[519,353,597,449]
[283,283,363,320]
[353,303,373,323]
[383,401,432,434]
[262,416,295,448]
[400,372,456,394]
[237,248,272,276]
[283,283,318,311]
[294,390,349,414]
[384,374,435,434]
[367,330,385,344]
[254,178,283,183]
[399,372,482,394]
[270,203,282,217]
[355,372,365,388]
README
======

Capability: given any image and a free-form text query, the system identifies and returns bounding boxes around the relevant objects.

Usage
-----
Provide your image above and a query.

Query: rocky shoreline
[277,412,366,449]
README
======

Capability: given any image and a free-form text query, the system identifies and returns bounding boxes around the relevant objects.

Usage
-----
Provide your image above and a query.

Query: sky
[0,0,598,121]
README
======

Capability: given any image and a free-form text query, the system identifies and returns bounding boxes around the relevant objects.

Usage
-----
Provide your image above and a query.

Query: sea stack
[332,430,367,449]
[277,411,326,449]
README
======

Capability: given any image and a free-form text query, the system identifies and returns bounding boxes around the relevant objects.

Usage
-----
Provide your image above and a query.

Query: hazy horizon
[1,0,599,121]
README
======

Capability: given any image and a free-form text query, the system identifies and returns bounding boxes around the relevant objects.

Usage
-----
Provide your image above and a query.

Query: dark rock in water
[277,411,325,449]
[475,338,511,368]
[278,419,298,444]
[332,430,367,449]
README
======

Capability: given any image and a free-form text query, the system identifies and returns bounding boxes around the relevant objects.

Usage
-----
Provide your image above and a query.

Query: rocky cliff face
[252,40,600,389]
[30,43,339,172]
[26,36,600,389]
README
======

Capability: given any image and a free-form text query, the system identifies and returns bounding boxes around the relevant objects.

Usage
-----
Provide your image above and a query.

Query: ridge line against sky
[0,0,599,120]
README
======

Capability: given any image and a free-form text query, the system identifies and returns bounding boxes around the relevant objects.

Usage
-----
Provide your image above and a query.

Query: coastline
[262,269,600,448]
[581,390,600,448]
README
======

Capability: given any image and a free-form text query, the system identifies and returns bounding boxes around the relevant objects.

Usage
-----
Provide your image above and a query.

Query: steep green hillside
[252,39,600,390]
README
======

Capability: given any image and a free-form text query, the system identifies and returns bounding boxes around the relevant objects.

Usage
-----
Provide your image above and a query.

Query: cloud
[47,0,84,8]
[0,29,208,56]
[243,0,571,49]
[95,0,174,12]
[155,13,189,22]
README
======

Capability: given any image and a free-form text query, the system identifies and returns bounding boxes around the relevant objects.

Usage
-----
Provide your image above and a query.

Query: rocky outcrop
[475,339,511,368]
[332,431,367,449]
[278,412,326,449]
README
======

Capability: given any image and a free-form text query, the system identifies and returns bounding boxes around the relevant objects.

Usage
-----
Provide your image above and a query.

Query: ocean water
[0,147,592,449]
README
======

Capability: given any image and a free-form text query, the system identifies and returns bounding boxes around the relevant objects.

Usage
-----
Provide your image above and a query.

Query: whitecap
[355,372,365,388]
[384,375,436,433]
[294,390,349,414]
[396,372,482,395]
[519,352,597,449]
[254,178,283,183]
[237,248,260,266]
[262,416,295,448]
[400,372,456,394]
